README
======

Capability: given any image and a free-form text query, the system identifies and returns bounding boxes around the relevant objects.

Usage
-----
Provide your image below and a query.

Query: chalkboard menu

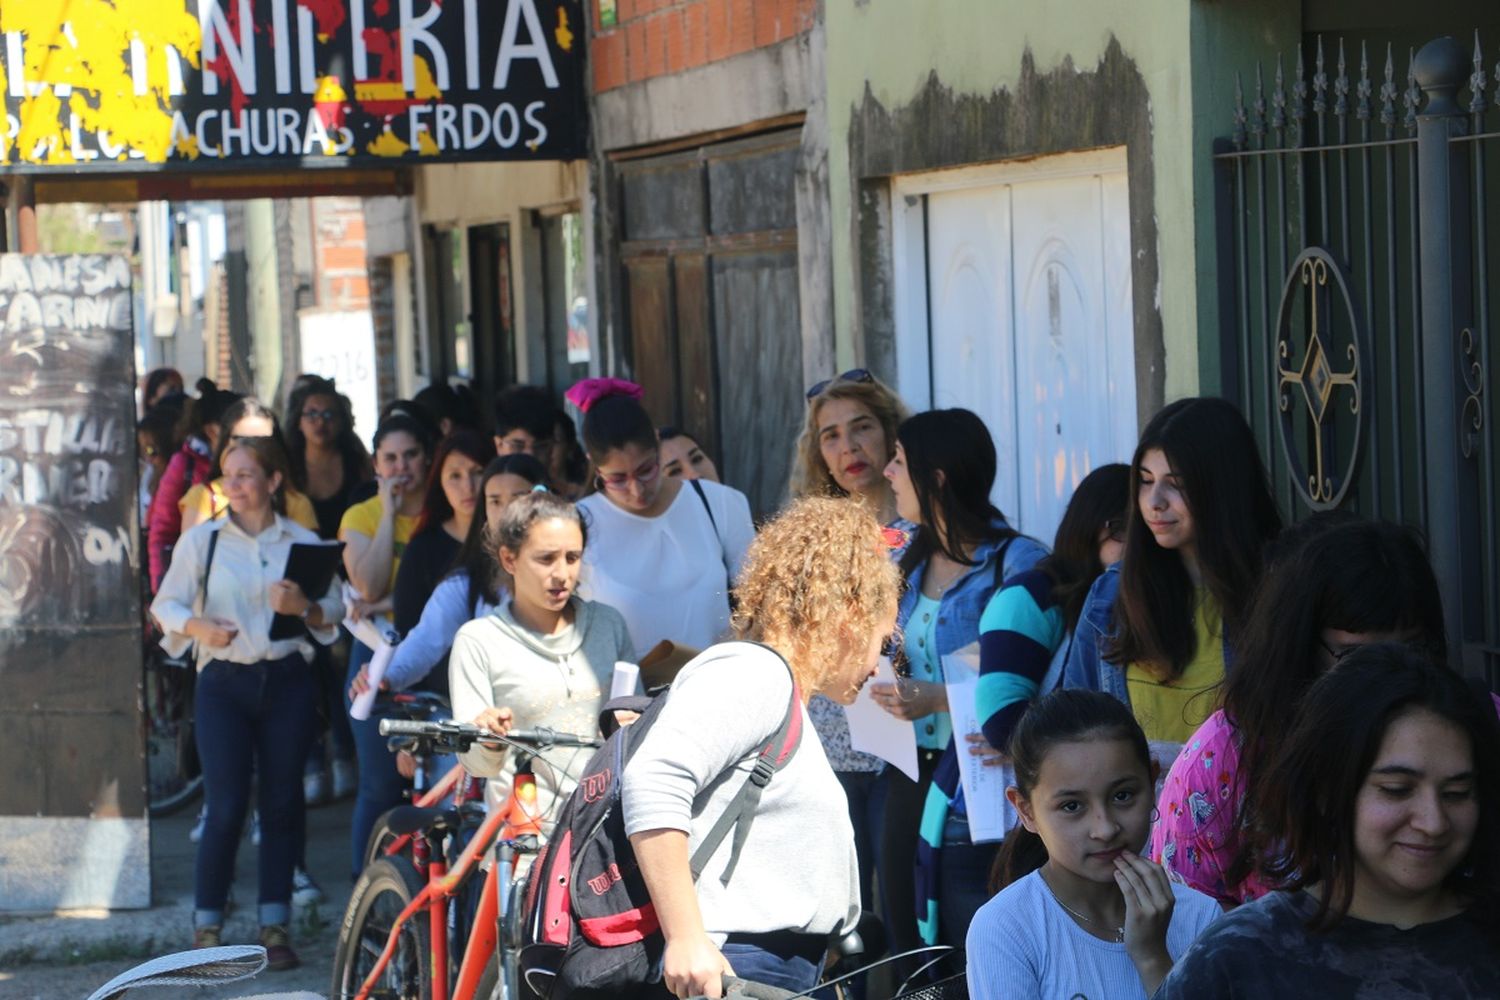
[0,254,147,909]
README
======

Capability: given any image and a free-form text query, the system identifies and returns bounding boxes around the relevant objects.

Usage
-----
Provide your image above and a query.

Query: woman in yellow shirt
[1063,398,1282,756]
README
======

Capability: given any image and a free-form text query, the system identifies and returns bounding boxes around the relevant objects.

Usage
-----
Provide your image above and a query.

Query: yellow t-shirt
[1125,594,1225,743]
[338,495,420,592]
[180,479,318,532]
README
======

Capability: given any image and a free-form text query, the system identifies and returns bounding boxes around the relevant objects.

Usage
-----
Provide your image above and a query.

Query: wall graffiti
[0,254,137,629]
[0,0,586,169]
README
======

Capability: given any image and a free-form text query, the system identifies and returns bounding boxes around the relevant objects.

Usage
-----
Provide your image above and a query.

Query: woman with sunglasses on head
[1061,397,1282,760]
[339,414,433,878]
[1156,644,1500,998]
[569,379,755,655]
[179,398,320,534]
[790,369,909,524]
[284,376,373,543]
[915,463,1131,950]
[868,407,1050,971]
[1151,518,1457,907]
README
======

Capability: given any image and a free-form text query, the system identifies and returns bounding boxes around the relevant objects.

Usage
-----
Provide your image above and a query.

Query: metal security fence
[1217,33,1500,686]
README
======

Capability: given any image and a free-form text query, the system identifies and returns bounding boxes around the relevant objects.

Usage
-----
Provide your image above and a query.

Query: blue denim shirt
[894,520,1050,687]
[1060,563,1235,708]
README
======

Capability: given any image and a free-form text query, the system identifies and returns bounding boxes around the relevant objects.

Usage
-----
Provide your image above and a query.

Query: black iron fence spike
[1313,35,1329,114]
[1356,40,1372,121]
[1272,53,1288,132]
[1470,30,1488,116]
[1334,38,1350,118]
[1292,41,1308,124]
[1232,71,1247,149]
[1251,62,1267,137]
[1380,42,1397,132]
[1403,46,1420,132]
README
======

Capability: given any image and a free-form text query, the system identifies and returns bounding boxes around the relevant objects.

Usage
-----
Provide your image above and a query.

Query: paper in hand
[943,643,1017,843]
[843,655,919,780]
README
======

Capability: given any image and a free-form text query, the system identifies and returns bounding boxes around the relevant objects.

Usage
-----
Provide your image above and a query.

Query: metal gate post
[1414,36,1480,668]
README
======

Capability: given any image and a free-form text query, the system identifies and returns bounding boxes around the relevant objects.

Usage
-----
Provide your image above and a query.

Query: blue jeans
[305,639,355,775]
[938,814,998,950]
[345,639,410,879]
[194,655,318,928]
[721,939,824,993]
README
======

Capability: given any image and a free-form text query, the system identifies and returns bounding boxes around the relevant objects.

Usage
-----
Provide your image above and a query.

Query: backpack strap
[687,645,803,887]
[689,479,734,598]
[197,524,222,616]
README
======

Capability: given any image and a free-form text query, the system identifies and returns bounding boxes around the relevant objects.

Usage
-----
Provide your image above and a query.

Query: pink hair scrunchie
[565,377,644,413]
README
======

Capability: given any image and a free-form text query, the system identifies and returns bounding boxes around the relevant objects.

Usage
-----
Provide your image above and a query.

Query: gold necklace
[1039,869,1125,942]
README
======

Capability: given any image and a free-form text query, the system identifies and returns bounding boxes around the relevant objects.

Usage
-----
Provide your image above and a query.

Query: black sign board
[1,0,587,170]
[0,254,144,828]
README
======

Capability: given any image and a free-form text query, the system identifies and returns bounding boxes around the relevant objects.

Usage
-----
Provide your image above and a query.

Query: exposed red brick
[705,0,731,61]
[682,0,708,67]
[645,14,669,76]
[663,10,686,73]
[626,19,649,81]
[319,244,366,272]
[727,0,754,56]
[753,0,779,47]
[617,0,636,22]
[795,0,816,32]
[592,30,626,92]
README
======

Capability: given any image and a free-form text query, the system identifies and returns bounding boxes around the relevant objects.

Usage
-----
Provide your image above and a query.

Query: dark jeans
[878,749,942,977]
[305,639,355,774]
[194,654,318,928]
[346,638,409,878]
[937,835,998,950]
[638,935,825,998]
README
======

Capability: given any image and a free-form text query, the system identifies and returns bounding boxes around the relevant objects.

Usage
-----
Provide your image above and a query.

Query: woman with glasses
[285,376,373,543]
[569,378,755,655]
[868,407,1050,971]
[789,369,909,524]
[1150,518,1453,907]
[914,463,1130,950]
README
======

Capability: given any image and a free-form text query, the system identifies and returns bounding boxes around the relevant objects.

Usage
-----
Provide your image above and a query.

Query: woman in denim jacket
[1060,398,1280,759]
[869,408,1048,971]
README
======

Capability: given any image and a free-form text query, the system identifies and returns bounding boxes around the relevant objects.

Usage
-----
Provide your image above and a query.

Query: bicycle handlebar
[377,717,604,751]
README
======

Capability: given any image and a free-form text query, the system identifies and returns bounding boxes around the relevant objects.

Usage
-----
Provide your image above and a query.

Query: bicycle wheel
[331,857,433,1000]
[145,655,203,817]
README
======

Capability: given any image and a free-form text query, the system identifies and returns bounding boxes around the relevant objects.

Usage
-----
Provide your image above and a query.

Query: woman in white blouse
[150,436,342,970]
[567,379,755,654]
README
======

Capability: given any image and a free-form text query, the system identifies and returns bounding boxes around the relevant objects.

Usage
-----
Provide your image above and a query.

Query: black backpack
[518,642,803,999]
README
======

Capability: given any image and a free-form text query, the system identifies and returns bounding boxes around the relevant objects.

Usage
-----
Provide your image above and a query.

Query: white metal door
[924,187,1020,524]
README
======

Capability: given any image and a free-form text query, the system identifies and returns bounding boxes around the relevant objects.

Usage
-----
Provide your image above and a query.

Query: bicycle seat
[832,910,886,961]
[382,804,462,839]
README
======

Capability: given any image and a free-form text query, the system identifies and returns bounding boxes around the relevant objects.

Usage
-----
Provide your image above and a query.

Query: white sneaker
[331,759,357,800]
[292,866,325,907]
[189,805,207,843]
[304,771,329,807]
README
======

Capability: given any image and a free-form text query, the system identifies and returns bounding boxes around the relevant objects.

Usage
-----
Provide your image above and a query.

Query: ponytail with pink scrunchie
[565,377,644,413]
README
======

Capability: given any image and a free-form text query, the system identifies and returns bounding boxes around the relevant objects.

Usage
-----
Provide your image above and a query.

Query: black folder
[270,541,346,639]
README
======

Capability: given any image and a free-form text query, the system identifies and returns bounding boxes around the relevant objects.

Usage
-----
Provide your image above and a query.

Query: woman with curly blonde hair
[623,496,902,999]
[790,371,909,523]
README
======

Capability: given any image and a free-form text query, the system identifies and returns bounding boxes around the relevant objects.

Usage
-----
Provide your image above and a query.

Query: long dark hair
[895,409,1014,579]
[1224,519,1446,825]
[415,429,497,536]
[175,378,240,449]
[284,375,373,494]
[990,689,1153,892]
[580,393,657,464]
[1043,464,1130,633]
[209,397,291,480]
[1105,398,1282,680]
[452,454,548,614]
[1245,644,1500,936]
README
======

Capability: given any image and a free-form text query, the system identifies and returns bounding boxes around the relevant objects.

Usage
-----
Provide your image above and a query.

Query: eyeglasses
[597,458,661,493]
[301,408,338,423]
[806,368,874,400]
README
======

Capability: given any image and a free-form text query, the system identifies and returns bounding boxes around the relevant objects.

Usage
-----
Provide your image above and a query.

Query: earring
[1150,808,1160,824]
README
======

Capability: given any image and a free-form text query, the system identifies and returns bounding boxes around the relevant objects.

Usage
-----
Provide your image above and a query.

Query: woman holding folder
[150,436,344,970]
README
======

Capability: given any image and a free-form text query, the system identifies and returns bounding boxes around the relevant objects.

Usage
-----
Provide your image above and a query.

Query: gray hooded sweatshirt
[448,597,635,825]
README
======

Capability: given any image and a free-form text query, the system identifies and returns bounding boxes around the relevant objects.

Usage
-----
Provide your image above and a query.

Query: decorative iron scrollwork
[1460,326,1485,460]
[1275,248,1366,510]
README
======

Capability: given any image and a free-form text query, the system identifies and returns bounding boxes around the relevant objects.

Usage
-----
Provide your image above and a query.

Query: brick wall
[310,197,370,311]
[591,0,817,93]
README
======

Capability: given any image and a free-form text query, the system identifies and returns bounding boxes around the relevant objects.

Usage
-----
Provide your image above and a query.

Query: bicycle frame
[355,790,511,1000]
[378,761,472,862]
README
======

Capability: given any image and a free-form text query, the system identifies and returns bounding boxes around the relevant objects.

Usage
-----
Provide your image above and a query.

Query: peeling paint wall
[824,0,1204,406]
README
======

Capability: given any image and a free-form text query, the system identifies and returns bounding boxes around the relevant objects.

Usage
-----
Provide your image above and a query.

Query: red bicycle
[330,718,601,1000]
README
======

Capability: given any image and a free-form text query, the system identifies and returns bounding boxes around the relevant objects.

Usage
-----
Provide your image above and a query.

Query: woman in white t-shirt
[566,378,755,655]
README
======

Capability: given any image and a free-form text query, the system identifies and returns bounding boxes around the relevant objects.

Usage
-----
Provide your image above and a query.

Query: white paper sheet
[843,655,919,780]
[943,643,1018,844]
[344,584,401,722]
[610,661,641,699]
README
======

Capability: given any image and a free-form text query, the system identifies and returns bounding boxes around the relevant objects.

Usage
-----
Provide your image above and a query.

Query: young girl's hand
[1113,850,1176,993]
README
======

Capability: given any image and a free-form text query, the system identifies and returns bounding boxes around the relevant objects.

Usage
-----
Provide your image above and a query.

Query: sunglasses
[805,368,874,400]
[301,408,339,423]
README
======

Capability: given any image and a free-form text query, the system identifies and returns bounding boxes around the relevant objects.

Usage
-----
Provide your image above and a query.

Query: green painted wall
[823,0,1297,404]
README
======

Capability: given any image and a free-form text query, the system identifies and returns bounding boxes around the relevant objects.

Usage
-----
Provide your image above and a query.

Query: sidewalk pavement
[0,797,355,999]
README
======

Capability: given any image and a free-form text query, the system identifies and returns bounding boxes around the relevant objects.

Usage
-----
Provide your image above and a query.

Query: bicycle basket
[893,972,968,1000]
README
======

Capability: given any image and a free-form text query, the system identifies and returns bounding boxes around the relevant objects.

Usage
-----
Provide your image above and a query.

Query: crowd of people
[133,364,1500,997]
